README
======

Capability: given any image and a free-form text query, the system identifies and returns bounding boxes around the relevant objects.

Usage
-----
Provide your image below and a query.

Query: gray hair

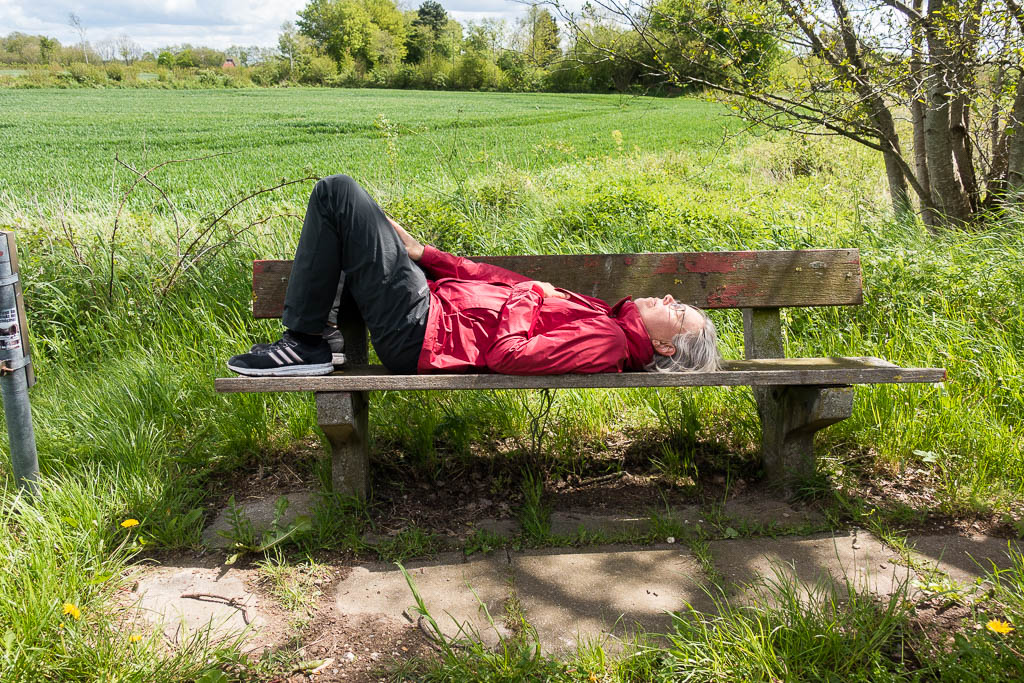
[645,313,723,373]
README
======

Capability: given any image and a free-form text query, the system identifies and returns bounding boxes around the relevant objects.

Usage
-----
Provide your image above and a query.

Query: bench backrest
[251,249,862,318]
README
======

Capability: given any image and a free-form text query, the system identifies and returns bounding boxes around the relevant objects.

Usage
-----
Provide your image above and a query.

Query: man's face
[635,295,705,352]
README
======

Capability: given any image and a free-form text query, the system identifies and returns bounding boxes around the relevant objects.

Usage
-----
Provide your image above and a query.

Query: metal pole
[0,233,38,493]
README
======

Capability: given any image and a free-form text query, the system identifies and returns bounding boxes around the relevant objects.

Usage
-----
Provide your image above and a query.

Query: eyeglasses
[670,302,691,336]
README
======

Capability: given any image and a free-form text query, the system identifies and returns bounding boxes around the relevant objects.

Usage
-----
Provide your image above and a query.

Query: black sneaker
[250,327,345,366]
[228,331,333,377]
[251,326,344,355]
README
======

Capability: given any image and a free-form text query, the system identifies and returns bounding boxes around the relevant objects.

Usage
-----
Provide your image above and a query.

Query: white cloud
[0,0,534,51]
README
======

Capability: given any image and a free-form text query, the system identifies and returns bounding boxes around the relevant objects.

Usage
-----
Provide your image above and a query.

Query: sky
[0,0,528,52]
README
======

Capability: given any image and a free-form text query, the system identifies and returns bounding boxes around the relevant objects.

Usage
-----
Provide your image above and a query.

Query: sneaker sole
[226,361,335,377]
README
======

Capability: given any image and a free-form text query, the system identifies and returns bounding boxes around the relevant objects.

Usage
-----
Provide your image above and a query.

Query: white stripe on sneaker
[284,346,304,363]
[269,350,287,365]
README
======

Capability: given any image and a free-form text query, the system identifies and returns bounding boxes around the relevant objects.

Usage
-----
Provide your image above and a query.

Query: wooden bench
[215,249,945,497]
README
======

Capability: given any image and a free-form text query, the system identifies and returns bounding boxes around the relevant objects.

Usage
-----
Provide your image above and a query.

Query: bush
[67,62,106,86]
[299,55,337,86]
[250,60,287,86]
[22,67,56,87]
[767,137,834,179]
[104,63,124,82]
[454,52,503,90]
[196,69,227,87]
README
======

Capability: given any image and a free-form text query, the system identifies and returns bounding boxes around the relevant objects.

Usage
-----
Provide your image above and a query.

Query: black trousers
[282,175,429,374]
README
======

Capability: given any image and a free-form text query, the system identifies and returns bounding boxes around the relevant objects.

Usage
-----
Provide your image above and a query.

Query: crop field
[1,89,742,204]
[0,88,1022,679]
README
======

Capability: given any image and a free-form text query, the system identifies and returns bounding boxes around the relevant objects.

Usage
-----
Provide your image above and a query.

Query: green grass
[0,87,1021,678]
[397,557,1024,681]
[0,88,742,212]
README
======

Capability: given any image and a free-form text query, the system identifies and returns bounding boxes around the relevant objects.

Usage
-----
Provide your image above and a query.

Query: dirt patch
[269,609,435,682]
[838,462,1023,538]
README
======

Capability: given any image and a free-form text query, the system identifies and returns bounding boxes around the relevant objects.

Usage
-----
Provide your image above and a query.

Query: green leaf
[295,658,328,673]
[195,670,229,683]
[724,527,739,538]
[88,572,114,585]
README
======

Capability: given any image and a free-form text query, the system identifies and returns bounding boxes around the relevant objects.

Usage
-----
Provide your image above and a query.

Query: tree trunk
[911,101,937,227]
[984,28,1010,208]
[1007,73,1024,197]
[949,0,983,215]
[924,0,972,225]
[827,0,911,215]
[951,95,979,214]
[910,0,936,227]
[880,133,911,215]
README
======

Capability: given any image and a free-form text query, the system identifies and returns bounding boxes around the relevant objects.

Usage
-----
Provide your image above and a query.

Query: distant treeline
[0,0,775,92]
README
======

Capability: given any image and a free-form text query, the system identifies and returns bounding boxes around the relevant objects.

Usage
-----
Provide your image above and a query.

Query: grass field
[0,88,1022,680]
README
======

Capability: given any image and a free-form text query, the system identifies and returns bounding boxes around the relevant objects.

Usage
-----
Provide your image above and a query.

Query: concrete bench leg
[316,391,369,499]
[755,385,854,489]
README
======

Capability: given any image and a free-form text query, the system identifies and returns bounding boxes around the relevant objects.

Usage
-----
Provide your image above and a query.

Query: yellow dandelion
[986,619,1014,634]
[120,519,140,528]
[62,603,81,620]
[58,622,64,629]
[129,634,143,643]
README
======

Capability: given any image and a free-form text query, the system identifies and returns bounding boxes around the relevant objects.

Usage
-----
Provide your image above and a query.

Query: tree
[68,13,89,64]
[297,0,374,64]
[157,51,174,68]
[278,22,301,76]
[95,38,116,62]
[549,0,1024,226]
[115,35,141,64]
[520,7,561,66]
[175,49,197,68]
[414,1,448,35]
[39,36,59,64]
[226,45,261,66]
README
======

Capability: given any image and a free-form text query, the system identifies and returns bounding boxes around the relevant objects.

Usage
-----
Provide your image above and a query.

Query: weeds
[517,469,551,544]
[397,562,565,680]
[218,496,312,565]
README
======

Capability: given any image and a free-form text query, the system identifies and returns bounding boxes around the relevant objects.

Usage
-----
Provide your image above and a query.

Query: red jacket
[415,245,655,375]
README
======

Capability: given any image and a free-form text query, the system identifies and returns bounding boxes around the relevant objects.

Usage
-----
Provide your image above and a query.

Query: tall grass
[0,476,244,680]
[0,89,1021,676]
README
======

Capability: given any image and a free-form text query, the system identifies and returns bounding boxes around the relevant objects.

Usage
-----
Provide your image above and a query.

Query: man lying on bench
[226,175,722,377]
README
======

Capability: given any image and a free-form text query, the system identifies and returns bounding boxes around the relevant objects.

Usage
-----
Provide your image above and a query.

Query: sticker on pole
[0,308,21,351]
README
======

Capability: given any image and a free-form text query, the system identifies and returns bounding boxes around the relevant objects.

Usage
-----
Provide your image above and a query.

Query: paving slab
[717,499,824,531]
[710,529,911,600]
[907,533,1022,586]
[549,511,650,538]
[474,518,520,538]
[202,491,315,549]
[134,566,265,647]
[511,545,712,653]
[335,552,513,647]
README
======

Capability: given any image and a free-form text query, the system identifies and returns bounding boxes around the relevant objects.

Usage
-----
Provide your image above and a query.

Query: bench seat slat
[214,357,945,393]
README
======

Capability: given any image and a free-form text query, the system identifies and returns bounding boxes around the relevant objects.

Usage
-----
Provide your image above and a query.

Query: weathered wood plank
[252,250,863,318]
[214,357,945,393]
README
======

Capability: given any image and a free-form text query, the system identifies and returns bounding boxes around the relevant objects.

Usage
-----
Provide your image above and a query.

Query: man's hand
[387,216,425,261]
[524,281,568,299]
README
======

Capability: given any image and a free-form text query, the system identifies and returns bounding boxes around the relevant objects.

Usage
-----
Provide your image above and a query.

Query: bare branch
[161,175,320,297]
